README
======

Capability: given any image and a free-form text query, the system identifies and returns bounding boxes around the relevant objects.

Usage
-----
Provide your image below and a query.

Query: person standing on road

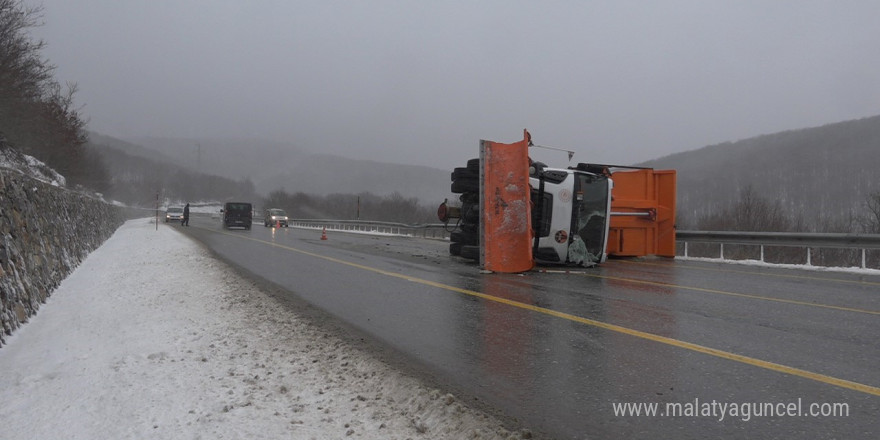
[182,203,190,226]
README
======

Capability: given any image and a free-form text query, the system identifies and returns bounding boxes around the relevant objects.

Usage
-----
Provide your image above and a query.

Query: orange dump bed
[607,169,677,257]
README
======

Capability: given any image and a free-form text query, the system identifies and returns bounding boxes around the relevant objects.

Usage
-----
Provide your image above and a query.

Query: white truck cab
[529,162,613,267]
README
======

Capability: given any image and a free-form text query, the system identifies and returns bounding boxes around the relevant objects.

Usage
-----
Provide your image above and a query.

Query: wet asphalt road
[178,217,879,439]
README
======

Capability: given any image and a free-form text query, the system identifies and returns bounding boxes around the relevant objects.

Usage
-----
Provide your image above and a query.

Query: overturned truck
[438,130,676,273]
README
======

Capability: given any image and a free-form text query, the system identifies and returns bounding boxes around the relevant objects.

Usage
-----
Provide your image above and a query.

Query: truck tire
[449,242,462,256]
[459,245,480,261]
[460,223,478,233]
[451,178,478,194]
[459,192,478,204]
[462,205,480,223]
[450,231,479,245]
[467,158,479,172]
[452,167,477,181]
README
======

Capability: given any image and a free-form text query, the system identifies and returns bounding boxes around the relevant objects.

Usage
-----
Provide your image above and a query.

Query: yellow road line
[573,272,880,316]
[210,228,880,397]
[615,259,880,287]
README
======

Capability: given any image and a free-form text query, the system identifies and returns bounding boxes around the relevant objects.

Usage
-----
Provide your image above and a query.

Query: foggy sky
[26,0,880,170]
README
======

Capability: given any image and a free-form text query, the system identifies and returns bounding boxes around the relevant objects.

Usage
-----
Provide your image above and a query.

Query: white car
[165,207,184,223]
[264,208,289,227]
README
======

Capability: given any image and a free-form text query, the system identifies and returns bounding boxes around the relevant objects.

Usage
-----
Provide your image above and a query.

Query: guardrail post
[806,248,812,266]
[862,249,867,269]
[720,243,724,260]
[760,245,765,262]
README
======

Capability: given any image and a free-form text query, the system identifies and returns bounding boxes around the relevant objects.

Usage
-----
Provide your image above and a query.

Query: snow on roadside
[678,256,880,275]
[0,144,66,187]
[0,219,531,440]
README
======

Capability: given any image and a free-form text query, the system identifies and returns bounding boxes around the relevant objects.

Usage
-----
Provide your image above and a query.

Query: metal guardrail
[676,230,880,269]
[289,219,453,240]
[284,221,880,269]
[676,230,880,249]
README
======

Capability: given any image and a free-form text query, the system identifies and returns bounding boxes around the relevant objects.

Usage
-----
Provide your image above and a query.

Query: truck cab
[529,162,613,266]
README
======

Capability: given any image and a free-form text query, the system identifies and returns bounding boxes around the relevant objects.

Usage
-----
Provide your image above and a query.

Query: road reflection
[477,275,537,394]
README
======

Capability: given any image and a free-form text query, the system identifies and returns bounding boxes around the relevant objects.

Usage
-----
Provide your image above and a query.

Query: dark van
[221,202,253,230]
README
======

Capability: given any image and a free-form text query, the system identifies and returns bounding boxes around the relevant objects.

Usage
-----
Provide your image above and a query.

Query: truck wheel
[449,242,462,256]
[460,223,478,233]
[452,167,478,181]
[467,158,479,171]
[459,245,480,261]
[450,231,479,245]
[451,178,478,194]
[462,206,480,223]
[459,192,478,204]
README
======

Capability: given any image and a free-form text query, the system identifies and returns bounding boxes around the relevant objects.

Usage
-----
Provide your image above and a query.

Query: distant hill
[86,133,256,205]
[106,114,880,226]
[255,154,453,204]
[124,136,454,205]
[640,115,880,228]
[125,136,305,179]
[88,132,180,165]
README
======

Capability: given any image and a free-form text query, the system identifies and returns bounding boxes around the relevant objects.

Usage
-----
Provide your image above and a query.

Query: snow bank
[678,256,880,275]
[0,219,532,440]
[0,143,65,187]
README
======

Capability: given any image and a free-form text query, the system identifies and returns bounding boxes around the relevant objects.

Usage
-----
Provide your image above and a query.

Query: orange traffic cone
[320,227,328,240]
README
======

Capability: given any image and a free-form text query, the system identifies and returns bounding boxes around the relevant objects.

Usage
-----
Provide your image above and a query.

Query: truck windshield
[571,174,609,264]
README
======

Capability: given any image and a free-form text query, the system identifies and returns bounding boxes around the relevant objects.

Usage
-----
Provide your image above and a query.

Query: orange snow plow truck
[437,130,676,273]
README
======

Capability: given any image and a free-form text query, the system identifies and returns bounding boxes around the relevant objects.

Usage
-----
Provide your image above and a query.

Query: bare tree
[260,189,434,223]
[695,185,803,262]
[0,1,52,134]
[863,191,880,233]
[0,0,101,190]
[698,185,793,232]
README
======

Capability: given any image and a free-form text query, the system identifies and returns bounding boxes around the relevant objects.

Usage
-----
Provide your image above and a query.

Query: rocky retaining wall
[0,169,125,347]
